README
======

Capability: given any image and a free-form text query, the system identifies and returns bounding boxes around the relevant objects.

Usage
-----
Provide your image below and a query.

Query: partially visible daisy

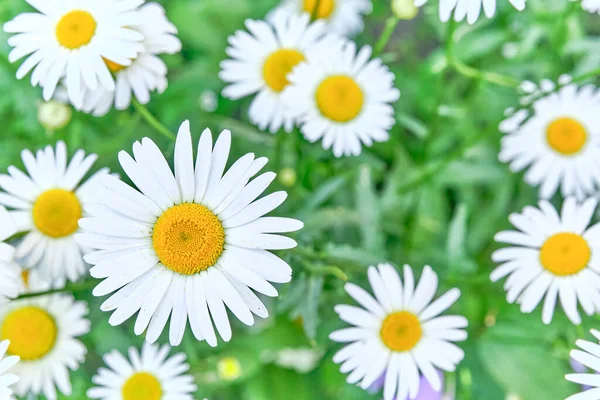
[220,11,339,133]
[573,0,600,13]
[0,141,110,283]
[271,0,372,36]
[499,80,600,200]
[282,40,400,157]
[0,293,90,398]
[414,0,526,24]
[87,341,196,400]
[330,264,467,400]
[3,0,144,106]
[77,120,303,346]
[0,340,19,399]
[0,206,20,307]
[81,2,182,117]
[566,329,600,400]
[491,197,600,325]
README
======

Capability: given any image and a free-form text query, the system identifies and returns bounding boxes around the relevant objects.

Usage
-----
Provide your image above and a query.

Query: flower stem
[310,0,322,21]
[132,99,176,141]
[15,279,98,300]
[373,16,400,57]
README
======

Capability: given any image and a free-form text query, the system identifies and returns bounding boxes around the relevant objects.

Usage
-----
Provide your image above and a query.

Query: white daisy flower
[220,12,339,133]
[566,329,600,400]
[499,82,600,200]
[81,2,182,117]
[414,0,527,24]
[0,207,21,307]
[271,0,372,36]
[0,340,19,400]
[330,264,467,400]
[491,197,600,325]
[0,141,110,284]
[77,120,303,347]
[282,40,400,157]
[573,0,600,13]
[3,0,144,106]
[0,293,90,399]
[87,341,197,400]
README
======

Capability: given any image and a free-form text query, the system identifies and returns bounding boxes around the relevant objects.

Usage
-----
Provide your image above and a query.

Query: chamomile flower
[282,41,400,157]
[81,2,182,117]
[414,0,526,24]
[0,293,90,399]
[0,340,19,400]
[0,141,110,284]
[499,81,600,200]
[87,341,196,400]
[272,0,372,36]
[3,0,144,106]
[220,12,339,133]
[566,329,600,400]
[491,198,600,325]
[0,207,21,307]
[330,264,467,400]
[77,120,303,347]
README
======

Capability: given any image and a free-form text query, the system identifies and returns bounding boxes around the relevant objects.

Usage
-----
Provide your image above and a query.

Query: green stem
[310,0,322,21]
[132,99,176,141]
[373,16,400,56]
[305,264,348,281]
[16,279,98,300]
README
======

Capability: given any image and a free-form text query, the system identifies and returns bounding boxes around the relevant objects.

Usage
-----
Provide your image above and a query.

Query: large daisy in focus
[0,293,90,398]
[330,264,467,400]
[282,40,400,157]
[77,120,303,346]
[220,12,339,133]
[81,2,182,117]
[491,198,600,325]
[3,0,144,106]
[87,341,196,400]
[566,329,600,400]
[0,141,110,283]
[499,82,600,200]
[414,0,526,24]
[272,0,372,36]
[0,340,19,399]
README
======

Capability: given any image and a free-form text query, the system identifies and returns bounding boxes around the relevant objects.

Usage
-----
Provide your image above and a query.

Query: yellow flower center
[546,117,588,155]
[380,311,422,352]
[33,189,82,238]
[103,57,127,73]
[21,270,30,288]
[1,306,57,361]
[303,0,335,19]
[152,203,225,275]
[55,10,97,50]
[540,232,591,276]
[263,49,305,93]
[316,75,364,123]
[122,372,162,400]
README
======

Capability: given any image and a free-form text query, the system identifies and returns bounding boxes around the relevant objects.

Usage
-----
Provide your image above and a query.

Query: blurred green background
[1,0,600,398]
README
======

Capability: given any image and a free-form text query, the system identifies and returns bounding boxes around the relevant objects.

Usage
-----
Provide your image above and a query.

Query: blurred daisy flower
[330,264,467,400]
[0,293,90,398]
[271,0,372,36]
[499,80,600,200]
[81,2,182,117]
[0,340,19,399]
[0,142,110,284]
[3,0,144,107]
[0,207,20,307]
[87,342,196,400]
[491,198,600,325]
[566,330,600,399]
[573,0,600,13]
[220,11,340,133]
[77,121,303,347]
[414,0,526,24]
[282,41,400,157]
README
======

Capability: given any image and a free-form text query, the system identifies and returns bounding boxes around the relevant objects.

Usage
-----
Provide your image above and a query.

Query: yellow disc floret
[380,311,422,352]
[33,189,82,238]
[122,372,162,400]
[316,75,364,123]
[2,306,57,361]
[540,232,590,276]
[152,203,225,275]
[303,0,335,19]
[103,57,127,73]
[263,49,306,92]
[56,10,97,50]
[546,117,588,155]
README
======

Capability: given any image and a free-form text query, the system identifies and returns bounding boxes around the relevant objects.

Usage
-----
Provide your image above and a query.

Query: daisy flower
[491,197,600,325]
[566,329,600,400]
[499,81,600,200]
[0,141,110,284]
[0,207,21,307]
[282,40,400,157]
[414,0,527,24]
[87,341,196,400]
[81,2,182,117]
[271,0,372,36]
[3,0,144,106]
[0,340,19,400]
[220,12,339,133]
[330,264,467,400]
[77,120,303,347]
[0,293,90,399]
